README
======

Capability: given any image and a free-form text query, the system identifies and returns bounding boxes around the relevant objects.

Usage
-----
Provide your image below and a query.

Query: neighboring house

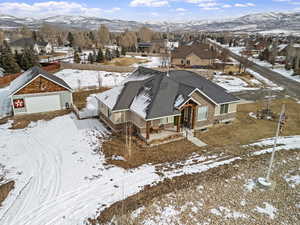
[167,41,179,50]
[286,44,300,73]
[104,45,121,52]
[96,67,239,144]
[9,66,73,115]
[10,38,53,54]
[137,42,153,53]
[171,44,216,67]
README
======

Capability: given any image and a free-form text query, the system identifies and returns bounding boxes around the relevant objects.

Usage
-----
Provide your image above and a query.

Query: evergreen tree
[115,48,120,58]
[96,48,104,63]
[105,49,112,61]
[73,51,81,63]
[18,47,40,70]
[67,32,74,47]
[88,52,94,64]
[32,31,38,41]
[121,47,126,56]
[0,41,20,74]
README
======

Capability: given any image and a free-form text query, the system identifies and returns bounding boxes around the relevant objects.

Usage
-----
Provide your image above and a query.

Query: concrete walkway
[185,129,207,147]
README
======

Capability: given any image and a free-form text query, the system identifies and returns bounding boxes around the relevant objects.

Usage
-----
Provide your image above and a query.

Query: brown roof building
[171,44,216,67]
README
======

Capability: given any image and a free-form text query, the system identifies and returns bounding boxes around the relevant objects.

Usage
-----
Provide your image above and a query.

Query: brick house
[171,44,216,67]
[96,67,239,144]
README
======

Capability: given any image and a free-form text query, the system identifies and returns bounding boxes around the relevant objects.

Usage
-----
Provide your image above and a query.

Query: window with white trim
[220,104,229,114]
[197,106,208,121]
[159,116,174,125]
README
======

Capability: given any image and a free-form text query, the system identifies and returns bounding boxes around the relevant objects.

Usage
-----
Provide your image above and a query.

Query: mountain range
[1,12,300,33]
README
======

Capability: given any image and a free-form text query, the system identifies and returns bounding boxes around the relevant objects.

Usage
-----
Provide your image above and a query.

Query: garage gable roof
[10,66,72,96]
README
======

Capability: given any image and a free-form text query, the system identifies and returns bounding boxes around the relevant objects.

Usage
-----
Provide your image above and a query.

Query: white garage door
[25,95,61,114]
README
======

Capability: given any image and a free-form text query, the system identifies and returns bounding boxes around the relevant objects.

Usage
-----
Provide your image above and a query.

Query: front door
[181,106,192,128]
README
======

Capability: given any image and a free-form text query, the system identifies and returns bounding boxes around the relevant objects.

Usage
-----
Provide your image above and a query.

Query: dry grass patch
[106,150,300,225]
[73,87,109,110]
[0,181,15,206]
[197,98,300,147]
[102,135,201,169]
[9,109,72,129]
[102,57,148,67]
[39,52,67,60]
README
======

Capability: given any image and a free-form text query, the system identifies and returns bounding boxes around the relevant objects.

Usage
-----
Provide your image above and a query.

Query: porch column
[146,121,150,140]
[177,116,181,132]
[192,106,197,129]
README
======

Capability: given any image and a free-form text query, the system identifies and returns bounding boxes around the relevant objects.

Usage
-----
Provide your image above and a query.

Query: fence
[60,62,135,73]
[126,52,162,57]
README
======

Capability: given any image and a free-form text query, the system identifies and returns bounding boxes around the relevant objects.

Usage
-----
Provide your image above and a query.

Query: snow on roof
[130,88,151,119]
[277,44,287,52]
[96,86,124,110]
[9,69,34,95]
[174,94,185,108]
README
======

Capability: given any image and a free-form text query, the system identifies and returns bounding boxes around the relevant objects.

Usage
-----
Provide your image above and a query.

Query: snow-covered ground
[1,111,300,225]
[77,94,98,119]
[249,57,300,83]
[54,69,129,89]
[0,87,11,118]
[130,56,165,68]
[213,75,260,92]
[246,69,283,91]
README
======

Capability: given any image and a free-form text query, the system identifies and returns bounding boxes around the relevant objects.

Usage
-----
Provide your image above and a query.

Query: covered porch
[140,99,199,144]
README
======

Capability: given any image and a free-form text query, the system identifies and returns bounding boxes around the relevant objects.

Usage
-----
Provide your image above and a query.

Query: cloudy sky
[0,0,300,21]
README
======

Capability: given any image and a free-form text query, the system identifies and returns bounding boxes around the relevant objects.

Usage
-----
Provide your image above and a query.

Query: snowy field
[54,69,130,89]
[1,113,300,224]
[213,75,260,92]
[129,56,165,68]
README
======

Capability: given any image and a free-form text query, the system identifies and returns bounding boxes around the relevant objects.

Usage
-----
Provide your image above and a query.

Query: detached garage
[10,66,73,115]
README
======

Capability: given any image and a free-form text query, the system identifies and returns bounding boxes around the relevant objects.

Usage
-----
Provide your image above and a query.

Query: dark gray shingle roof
[100,67,239,120]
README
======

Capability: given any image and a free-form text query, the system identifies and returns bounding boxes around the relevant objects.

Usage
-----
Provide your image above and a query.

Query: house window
[197,106,208,121]
[220,104,229,114]
[187,60,190,65]
[160,116,174,125]
[181,60,184,65]
[108,108,112,119]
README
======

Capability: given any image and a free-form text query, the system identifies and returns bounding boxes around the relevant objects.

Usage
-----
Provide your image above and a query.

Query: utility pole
[266,104,286,181]
[258,104,286,187]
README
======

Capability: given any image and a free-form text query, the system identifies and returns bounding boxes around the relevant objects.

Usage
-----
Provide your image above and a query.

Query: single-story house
[10,66,73,115]
[10,38,53,54]
[96,67,239,144]
[171,44,216,67]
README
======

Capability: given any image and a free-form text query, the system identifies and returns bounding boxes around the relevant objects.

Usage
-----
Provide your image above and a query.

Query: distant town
[0,5,300,225]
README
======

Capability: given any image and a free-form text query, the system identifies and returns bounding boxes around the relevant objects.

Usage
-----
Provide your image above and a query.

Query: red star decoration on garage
[13,99,25,108]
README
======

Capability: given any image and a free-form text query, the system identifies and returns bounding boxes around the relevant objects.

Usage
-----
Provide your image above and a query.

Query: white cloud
[198,2,218,7]
[202,7,220,10]
[235,3,256,7]
[176,7,187,11]
[222,4,232,8]
[0,1,121,18]
[130,0,169,7]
